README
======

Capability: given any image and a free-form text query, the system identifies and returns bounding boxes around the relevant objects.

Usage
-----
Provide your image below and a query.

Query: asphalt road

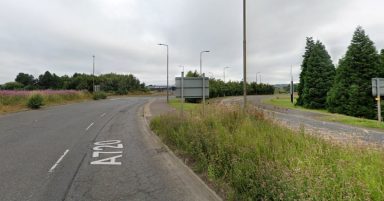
[222,95,384,145]
[0,97,220,201]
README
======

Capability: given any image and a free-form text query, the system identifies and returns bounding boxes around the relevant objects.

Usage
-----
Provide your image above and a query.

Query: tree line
[297,26,384,119]
[0,71,148,94]
[185,70,275,98]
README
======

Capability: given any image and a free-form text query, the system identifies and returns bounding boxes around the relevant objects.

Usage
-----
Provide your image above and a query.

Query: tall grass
[150,104,384,200]
[0,90,91,113]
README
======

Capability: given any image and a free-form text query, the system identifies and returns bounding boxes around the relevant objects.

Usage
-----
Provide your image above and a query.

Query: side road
[143,97,222,201]
[221,95,384,146]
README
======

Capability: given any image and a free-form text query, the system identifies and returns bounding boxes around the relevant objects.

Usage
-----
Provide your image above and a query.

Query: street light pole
[158,43,169,103]
[256,72,260,84]
[243,0,247,109]
[224,67,230,82]
[199,50,210,114]
[200,50,210,75]
[92,55,95,92]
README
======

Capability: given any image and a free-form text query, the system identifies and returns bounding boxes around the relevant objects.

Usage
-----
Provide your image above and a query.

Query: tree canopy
[327,26,380,118]
[296,37,315,106]
[301,41,335,109]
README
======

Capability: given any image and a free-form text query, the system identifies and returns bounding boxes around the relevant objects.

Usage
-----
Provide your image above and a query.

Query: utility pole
[181,71,184,117]
[377,78,381,122]
[290,65,294,104]
[243,0,247,109]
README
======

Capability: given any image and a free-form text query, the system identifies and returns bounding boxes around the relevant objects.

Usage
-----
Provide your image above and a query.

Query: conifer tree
[297,37,315,106]
[327,26,380,118]
[380,49,384,77]
[302,41,335,109]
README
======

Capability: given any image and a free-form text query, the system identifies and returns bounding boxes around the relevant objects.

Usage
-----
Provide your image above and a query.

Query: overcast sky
[0,0,383,85]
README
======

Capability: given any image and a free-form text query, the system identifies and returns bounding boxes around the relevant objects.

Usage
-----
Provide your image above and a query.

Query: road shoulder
[142,97,222,201]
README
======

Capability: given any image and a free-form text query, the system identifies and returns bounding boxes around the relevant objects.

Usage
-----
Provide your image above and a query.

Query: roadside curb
[140,98,222,201]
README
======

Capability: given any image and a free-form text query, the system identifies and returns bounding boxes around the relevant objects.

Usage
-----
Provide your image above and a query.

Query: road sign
[372,78,384,96]
[175,77,209,98]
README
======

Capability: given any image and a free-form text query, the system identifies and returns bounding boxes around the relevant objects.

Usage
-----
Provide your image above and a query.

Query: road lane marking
[91,140,123,165]
[100,113,106,117]
[86,122,94,131]
[49,149,70,173]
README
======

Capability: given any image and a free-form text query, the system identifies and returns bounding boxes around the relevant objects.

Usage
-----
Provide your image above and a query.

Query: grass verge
[0,90,92,114]
[263,95,384,130]
[150,104,384,200]
[168,99,200,111]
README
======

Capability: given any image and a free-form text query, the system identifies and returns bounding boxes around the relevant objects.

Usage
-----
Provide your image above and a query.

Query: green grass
[263,95,384,130]
[150,104,384,200]
[168,99,200,111]
[0,91,92,114]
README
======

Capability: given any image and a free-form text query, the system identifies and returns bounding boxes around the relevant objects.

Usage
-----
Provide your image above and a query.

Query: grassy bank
[264,95,384,130]
[150,104,384,200]
[168,99,200,111]
[0,90,92,114]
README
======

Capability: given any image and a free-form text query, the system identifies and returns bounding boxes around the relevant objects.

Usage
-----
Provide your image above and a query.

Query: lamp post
[255,72,260,96]
[92,55,95,92]
[224,67,230,82]
[256,72,260,84]
[243,0,247,108]
[200,50,210,114]
[200,50,210,75]
[158,43,169,103]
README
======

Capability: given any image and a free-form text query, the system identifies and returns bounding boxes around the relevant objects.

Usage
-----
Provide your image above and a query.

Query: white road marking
[48,149,70,173]
[110,98,120,101]
[91,140,124,165]
[100,113,106,117]
[363,129,369,134]
[86,122,94,131]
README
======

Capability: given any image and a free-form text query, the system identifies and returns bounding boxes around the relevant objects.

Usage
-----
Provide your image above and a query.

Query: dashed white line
[48,149,70,173]
[86,122,94,131]
[100,113,106,117]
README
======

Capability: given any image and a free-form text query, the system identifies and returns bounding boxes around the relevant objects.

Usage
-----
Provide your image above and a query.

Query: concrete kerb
[140,98,222,201]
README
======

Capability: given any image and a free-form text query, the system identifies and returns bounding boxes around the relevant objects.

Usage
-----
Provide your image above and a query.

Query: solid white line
[86,122,94,131]
[100,113,106,117]
[48,149,70,173]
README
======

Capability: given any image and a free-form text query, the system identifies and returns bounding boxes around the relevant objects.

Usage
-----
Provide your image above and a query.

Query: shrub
[27,94,44,109]
[93,91,107,100]
[2,82,24,90]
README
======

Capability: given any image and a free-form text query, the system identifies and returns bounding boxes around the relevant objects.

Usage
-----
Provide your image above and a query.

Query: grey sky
[0,0,383,85]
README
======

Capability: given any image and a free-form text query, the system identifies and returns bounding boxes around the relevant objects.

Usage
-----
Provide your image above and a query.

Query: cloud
[0,0,383,85]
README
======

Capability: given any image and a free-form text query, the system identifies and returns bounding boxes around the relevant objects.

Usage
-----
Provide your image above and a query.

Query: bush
[27,94,44,109]
[2,82,24,90]
[93,91,107,100]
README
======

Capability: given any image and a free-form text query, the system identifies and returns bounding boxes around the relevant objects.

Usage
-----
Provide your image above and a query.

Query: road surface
[0,97,220,201]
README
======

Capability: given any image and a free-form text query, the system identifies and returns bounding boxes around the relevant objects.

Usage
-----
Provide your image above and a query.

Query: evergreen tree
[302,41,335,109]
[380,49,384,77]
[296,37,315,106]
[327,26,380,118]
